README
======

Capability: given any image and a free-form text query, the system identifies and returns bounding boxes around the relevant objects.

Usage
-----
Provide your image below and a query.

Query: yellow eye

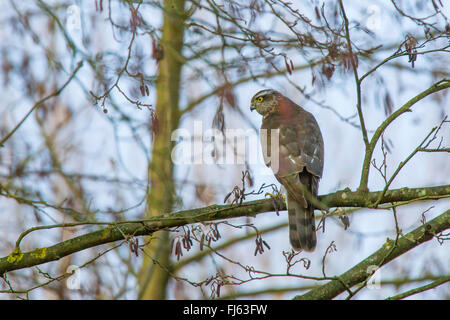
[257,96,264,102]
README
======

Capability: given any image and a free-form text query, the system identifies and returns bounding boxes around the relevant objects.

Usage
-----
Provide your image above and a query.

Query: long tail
[287,172,317,252]
[287,201,302,250]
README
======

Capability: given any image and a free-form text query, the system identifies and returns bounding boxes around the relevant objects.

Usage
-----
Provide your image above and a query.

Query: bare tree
[0,0,449,300]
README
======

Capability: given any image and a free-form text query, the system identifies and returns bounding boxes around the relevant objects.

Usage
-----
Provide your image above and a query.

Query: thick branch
[294,210,450,300]
[1,185,449,275]
[219,274,448,300]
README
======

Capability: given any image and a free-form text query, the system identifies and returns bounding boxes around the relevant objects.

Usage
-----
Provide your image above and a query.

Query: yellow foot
[265,192,285,216]
[265,192,285,201]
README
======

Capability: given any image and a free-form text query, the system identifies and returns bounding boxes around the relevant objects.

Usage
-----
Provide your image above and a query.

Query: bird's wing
[262,101,324,252]
[280,108,324,178]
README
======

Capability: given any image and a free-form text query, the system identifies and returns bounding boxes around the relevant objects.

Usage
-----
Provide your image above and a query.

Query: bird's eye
[257,97,264,102]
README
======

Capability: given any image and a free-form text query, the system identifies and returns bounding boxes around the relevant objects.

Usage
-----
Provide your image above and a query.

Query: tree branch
[219,274,448,300]
[293,209,449,300]
[0,61,83,147]
[1,185,449,275]
[358,79,450,191]
[338,0,369,153]
[385,275,450,300]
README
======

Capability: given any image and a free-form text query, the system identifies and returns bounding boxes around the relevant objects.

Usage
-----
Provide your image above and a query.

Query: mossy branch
[1,184,449,276]
[219,274,448,300]
[294,209,450,300]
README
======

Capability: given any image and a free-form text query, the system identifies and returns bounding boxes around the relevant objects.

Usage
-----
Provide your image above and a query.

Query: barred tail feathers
[287,196,316,252]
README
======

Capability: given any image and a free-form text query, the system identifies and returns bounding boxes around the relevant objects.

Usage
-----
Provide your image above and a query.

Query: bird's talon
[265,192,285,200]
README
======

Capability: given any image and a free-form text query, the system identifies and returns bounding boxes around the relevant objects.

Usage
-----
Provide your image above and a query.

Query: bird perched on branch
[250,89,324,252]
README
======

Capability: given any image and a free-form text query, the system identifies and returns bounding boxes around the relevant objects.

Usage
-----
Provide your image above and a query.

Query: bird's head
[250,89,281,116]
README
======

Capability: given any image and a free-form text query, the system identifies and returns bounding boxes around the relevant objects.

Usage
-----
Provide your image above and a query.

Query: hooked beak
[250,103,256,111]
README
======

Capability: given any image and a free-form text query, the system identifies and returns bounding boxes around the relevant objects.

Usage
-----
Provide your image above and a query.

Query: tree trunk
[138,0,186,300]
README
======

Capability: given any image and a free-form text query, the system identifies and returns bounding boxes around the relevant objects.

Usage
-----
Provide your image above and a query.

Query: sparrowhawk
[250,89,324,252]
